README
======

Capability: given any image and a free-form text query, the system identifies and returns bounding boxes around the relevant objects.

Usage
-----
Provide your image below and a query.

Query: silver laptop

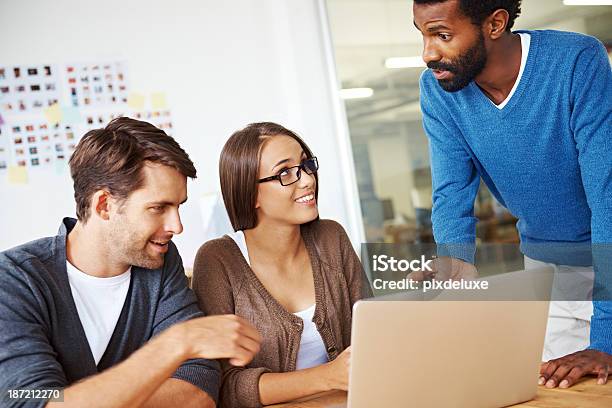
[348,267,554,408]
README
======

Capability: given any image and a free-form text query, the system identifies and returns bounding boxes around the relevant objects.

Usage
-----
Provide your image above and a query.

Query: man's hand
[539,349,611,388]
[431,256,478,281]
[50,315,259,408]
[166,314,262,367]
[408,256,478,282]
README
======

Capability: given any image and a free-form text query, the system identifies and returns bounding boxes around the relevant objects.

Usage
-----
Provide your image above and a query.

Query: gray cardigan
[0,218,220,407]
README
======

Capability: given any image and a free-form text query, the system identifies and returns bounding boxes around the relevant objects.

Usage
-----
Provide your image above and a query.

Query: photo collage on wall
[0,126,6,170]
[66,62,128,108]
[0,65,60,113]
[131,110,173,136]
[0,64,62,170]
[0,60,174,177]
[6,120,77,168]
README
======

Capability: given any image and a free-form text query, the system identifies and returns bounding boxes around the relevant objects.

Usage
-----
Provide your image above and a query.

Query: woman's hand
[322,346,351,391]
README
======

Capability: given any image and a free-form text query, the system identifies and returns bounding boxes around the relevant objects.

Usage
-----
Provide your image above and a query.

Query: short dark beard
[428,31,488,92]
[109,213,166,271]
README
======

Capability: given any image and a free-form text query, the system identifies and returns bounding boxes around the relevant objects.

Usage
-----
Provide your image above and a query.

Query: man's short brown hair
[69,117,197,222]
[219,122,318,232]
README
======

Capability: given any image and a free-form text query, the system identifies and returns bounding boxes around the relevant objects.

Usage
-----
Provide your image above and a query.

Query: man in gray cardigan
[0,118,262,407]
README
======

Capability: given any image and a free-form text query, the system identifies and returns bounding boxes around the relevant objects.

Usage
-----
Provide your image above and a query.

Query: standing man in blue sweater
[0,118,262,407]
[414,0,612,388]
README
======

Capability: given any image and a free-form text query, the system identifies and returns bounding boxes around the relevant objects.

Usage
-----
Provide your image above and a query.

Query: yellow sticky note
[151,93,167,109]
[44,103,62,125]
[127,92,145,110]
[7,165,28,184]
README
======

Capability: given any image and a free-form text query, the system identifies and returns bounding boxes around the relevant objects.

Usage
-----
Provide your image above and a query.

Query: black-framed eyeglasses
[257,157,319,186]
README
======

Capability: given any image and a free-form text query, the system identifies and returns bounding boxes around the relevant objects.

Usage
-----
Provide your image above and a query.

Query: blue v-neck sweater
[420,30,612,353]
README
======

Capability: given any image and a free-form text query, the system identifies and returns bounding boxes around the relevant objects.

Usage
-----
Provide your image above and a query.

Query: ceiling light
[563,0,612,5]
[384,56,426,69]
[340,88,374,99]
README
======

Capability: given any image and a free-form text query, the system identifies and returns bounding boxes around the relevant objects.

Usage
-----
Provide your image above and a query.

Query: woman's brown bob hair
[219,122,319,232]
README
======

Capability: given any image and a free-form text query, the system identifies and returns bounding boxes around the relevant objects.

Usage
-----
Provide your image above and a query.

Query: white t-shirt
[229,230,251,265]
[227,232,329,369]
[66,261,131,364]
[293,304,329,370]
[494,32,531,109]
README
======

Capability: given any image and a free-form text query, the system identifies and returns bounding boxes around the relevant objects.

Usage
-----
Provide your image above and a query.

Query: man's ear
[91,190,112,221]
[486,9,510,40]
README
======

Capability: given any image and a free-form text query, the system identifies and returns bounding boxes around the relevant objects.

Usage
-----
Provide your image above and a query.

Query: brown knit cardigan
[192,219,372,407]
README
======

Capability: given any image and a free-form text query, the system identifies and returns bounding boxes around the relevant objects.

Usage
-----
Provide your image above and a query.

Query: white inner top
[227,232,329,370]
[229,230,251,265]
[66,261,131,364]
[494,32,531,109]
[293,304,329,370]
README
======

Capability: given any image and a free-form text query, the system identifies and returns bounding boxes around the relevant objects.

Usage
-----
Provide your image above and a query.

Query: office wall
[0,0,363,266]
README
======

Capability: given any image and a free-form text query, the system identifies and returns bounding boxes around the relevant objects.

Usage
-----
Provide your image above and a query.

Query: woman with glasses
[192,122,372,407]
